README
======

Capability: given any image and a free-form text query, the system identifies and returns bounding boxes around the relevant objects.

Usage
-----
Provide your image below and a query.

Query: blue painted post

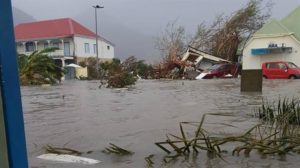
[0,0,29,167]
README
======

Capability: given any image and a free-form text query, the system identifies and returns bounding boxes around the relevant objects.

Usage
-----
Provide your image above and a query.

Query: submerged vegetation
[18,48,64,85]
[39,97,300,166]
[44,145,82,156]
[155,98,300,163]
[102,143,134,155]
[100,57,138,88]
[258,98,300,125]
[80,56,154,88]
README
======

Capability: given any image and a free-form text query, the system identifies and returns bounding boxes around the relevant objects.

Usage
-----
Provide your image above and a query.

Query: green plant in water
[145,154,154,168]
[155,111,300,163]
[107,72,137,88]
[44,145,82,156]
[102,143,134,155]
[258,97,300,125]
[155,114,226,162]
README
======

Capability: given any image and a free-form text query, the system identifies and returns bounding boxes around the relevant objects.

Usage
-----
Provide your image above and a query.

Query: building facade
[242,6,300,91]
[14,18,115,67]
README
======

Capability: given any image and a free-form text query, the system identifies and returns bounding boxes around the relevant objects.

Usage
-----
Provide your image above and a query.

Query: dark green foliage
[82,56,153,87]
[17,48,64,85]
[99,56,153,88]
[78,61,87,67]
[85,57,99,80]
[136,61,154,79]
[17,54,28,73]
[99,58,122,78]
[107,72,137,88]
[258,98,300,125]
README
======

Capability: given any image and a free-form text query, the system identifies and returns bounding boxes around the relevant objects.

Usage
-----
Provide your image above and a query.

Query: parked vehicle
[196,63,239,79]
[262,61,300,79]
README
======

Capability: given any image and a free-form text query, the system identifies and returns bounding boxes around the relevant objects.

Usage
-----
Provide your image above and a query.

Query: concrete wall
[73,36,114,59]
[243,34,300,70]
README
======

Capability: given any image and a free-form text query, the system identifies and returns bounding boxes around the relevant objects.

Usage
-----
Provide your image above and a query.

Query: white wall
[243,35,300,70]
[16,38,74,57]
[73,36,114,59]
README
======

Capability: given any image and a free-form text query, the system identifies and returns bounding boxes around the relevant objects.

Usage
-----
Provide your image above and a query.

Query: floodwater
[22,79,300,168]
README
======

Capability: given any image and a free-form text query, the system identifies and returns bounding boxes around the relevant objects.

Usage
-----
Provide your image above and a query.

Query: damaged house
[181,46,229,71]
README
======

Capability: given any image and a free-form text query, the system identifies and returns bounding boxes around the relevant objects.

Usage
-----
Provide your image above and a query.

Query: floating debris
[44,145,82,156]
[145,154,154,167]
[155,111,300,162]
[102,143,134,155]
[37,154,100,165]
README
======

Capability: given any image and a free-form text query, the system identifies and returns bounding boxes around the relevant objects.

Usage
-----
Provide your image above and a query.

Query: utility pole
[93,5,104,78]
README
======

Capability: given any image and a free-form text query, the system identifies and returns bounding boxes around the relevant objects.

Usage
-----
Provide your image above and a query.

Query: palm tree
[18,47,64,85]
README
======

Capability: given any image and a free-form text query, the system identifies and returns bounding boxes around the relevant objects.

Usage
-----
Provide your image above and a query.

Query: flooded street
[22,79,300,168]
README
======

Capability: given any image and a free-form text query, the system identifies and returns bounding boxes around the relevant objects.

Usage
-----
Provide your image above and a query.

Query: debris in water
[44,145,82,156]
[155,111,300,162]
[102,143,134,155]
[145,154,154,167]
[37,154,100,165]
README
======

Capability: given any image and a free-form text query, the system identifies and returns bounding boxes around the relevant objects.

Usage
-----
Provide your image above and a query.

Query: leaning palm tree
[18,47,64,85]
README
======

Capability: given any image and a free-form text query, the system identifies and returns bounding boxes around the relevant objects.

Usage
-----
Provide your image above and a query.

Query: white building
[241,6,300,91]
[14,18,115,66]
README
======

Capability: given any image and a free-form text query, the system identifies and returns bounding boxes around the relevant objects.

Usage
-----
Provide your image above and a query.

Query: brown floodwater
[22,79,300,168]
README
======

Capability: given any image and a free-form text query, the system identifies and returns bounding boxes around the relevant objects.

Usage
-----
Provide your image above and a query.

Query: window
[64,42,71,56]
[107,45,110,50]
[267,63,280,69]
[287,62,298,68]
[278,63,287,70]
[84,43,90,53]
[25,42,35,52]
[93,44,97,54]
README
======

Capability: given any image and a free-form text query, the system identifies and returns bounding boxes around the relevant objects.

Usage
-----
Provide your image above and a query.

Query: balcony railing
[20,49,73,57]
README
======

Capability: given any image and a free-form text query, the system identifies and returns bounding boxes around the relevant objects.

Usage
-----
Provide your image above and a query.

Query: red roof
[14,18,97,41]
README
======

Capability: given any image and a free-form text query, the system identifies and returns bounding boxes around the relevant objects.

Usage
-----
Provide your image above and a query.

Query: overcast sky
[11,0,300,61]
[12,0,300,36]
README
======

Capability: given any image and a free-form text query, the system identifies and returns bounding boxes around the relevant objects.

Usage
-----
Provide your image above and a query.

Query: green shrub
[107,72,137,88]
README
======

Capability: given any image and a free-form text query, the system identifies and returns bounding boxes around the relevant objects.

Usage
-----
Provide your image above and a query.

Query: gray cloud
[12,0,300,61]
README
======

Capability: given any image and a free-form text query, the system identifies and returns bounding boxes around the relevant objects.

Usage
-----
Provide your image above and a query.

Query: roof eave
[15,35,73,42]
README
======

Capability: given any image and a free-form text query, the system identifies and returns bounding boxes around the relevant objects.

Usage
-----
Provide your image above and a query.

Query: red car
[262,61,300,79]
[203,63,239,79]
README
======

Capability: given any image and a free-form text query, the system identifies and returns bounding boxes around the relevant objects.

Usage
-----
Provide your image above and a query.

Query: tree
[106,57,138,88]
[18,47,64,85]
[191,0,273,62]
[100,56,154,88]
[85,57,99,79]
[156,20,187,63]
[155,21,189,78]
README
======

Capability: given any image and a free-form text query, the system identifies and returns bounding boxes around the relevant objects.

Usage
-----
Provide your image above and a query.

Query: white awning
[65,63,82,68]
